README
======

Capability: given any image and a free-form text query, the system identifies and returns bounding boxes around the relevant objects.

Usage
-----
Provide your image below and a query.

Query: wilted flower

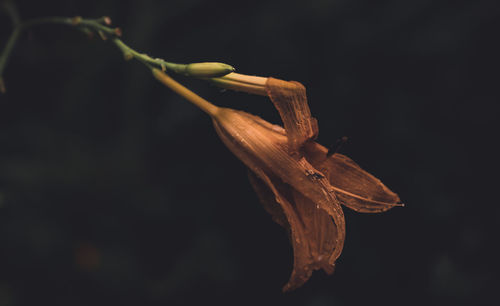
[153,69,402,292]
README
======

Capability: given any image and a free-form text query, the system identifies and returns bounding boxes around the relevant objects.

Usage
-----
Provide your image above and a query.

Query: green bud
[184,62,235,78]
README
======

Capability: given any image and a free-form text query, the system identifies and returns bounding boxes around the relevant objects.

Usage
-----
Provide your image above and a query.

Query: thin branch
[2,0,21,26]
[0,10,235,93]
[0,0,22,93]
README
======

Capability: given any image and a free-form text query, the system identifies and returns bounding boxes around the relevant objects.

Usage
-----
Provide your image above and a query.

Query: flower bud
[184,62,235,78]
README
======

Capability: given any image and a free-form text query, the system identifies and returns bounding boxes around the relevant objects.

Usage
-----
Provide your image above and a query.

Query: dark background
[1,0,499,305]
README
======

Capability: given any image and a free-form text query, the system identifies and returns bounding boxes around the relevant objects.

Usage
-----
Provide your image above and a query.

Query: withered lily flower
[153,69,402,292]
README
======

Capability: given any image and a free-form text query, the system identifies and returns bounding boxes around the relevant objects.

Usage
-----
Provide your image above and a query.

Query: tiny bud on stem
[98,31,107,40]
[71,16,82,25]
[123,52,133,61]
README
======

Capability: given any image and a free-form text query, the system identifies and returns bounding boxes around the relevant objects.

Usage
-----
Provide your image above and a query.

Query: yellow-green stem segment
[0,5,235,93]
[152,68,219,117]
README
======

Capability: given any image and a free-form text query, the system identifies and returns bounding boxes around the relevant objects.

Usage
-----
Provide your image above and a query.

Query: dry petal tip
[103,16,112,25]
[114,27,122,37]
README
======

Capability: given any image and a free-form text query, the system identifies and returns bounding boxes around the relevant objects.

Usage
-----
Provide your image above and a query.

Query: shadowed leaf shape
[248,170,338,291]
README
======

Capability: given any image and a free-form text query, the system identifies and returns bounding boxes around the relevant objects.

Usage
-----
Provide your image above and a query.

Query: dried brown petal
[248,170,339,292]
[212,108,345,291]
[248,170,289,229]
[212,108,345,258]
[303,142,403,213]
[265,77,318,154]
[291,188,338,275]
[209,75,401,291]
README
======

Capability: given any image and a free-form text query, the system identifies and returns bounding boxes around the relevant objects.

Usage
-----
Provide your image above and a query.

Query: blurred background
[0,0,498,305]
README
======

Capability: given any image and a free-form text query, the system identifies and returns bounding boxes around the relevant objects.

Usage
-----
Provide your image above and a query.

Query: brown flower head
[153,69,402,292]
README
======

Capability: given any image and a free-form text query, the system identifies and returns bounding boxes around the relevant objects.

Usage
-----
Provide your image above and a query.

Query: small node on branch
[71,16,82,25]
[123,52,133,61]
[98,31,107,40]
[114,28,122,37]
[78,27,94,39]
[103,16,112,25]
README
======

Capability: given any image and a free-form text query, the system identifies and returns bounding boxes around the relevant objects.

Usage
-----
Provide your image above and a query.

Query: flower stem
[0,6,235,93]
[210,73,268,96]
[152,68,219,117]
[18,16,183,71]
[0,0,22,93]
[0,27,20,93]
[111,38,187,72]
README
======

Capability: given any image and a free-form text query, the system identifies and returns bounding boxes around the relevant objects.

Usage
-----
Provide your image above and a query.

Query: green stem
[2,1,21,26]
[0,0,22,92]
[0,27,20,93]
[111,39,235,77]
[23,16,76,27]
[22,16,120,37]
[0,11,235,93]
[111,38,190,73]
[19,16,235,76]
